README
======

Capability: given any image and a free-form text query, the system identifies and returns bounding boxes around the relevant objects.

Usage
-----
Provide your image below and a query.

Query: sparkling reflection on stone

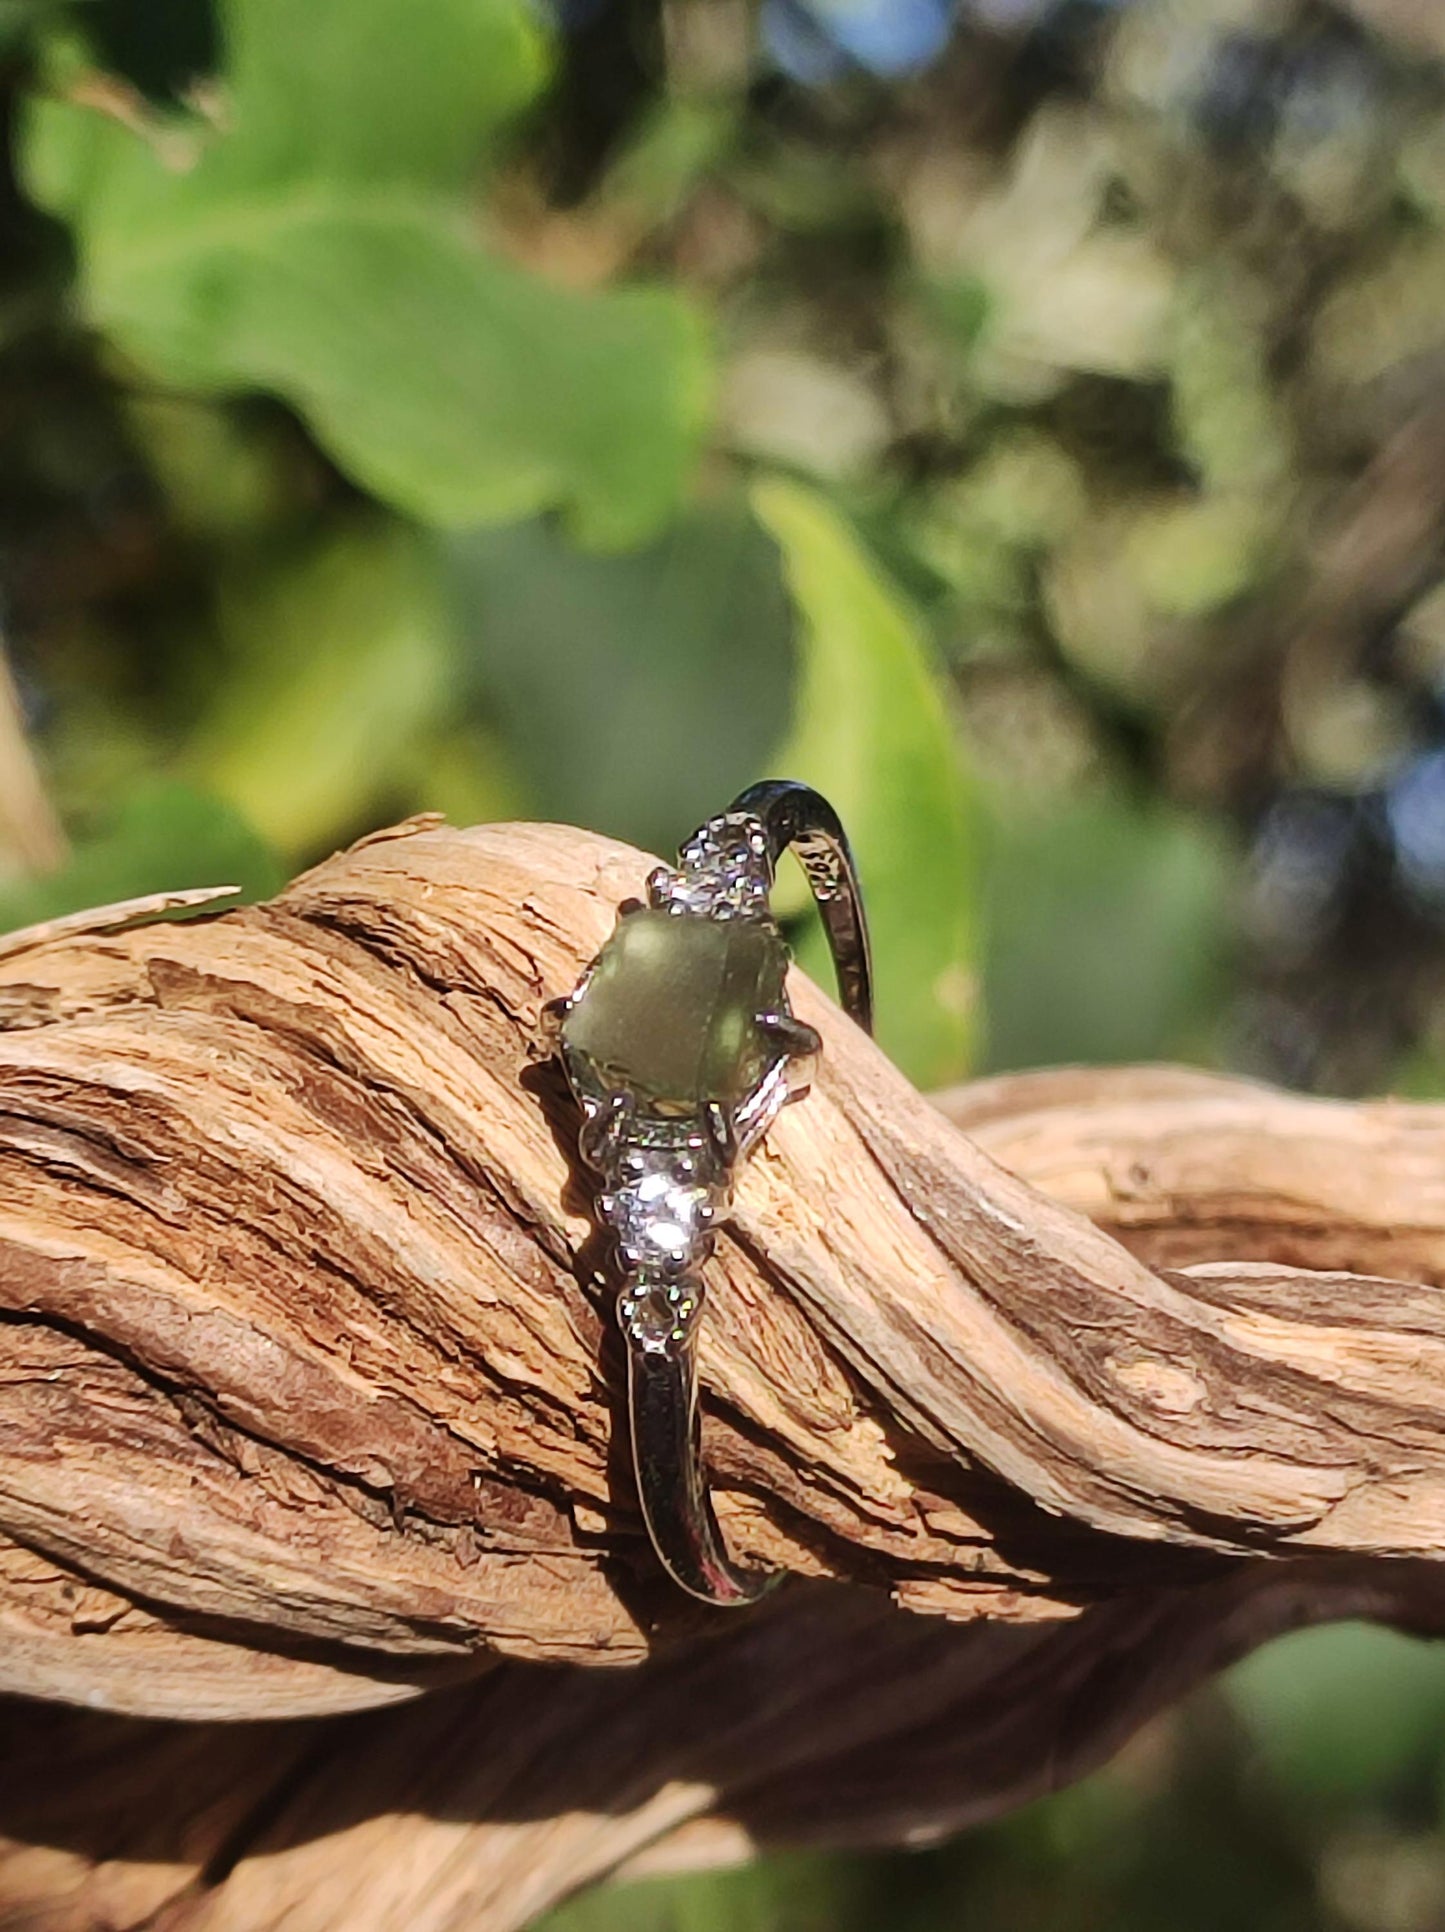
[612,1168,709,1267]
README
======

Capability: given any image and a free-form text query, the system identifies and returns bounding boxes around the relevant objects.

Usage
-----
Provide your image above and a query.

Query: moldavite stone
[563,909,788,1110]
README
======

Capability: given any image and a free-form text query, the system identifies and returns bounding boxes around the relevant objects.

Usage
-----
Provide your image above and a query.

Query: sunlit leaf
[752,477,978,1087]
[182,519,455,858]
[20,0,709,545]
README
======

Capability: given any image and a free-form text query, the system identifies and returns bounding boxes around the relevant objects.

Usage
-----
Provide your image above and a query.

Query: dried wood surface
[1,818,1443,1930]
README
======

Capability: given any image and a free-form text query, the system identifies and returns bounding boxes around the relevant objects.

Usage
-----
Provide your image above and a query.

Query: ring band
[547,780,873,1605]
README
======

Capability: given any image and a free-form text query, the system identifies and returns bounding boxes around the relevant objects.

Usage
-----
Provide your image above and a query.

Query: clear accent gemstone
[649,811,773,918]
[598,1129,725,1274]
[619,1275,700,1352]
[610,1168,710,1269]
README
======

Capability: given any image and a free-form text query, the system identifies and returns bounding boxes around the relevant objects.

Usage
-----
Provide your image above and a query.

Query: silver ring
[544,780,873,1605]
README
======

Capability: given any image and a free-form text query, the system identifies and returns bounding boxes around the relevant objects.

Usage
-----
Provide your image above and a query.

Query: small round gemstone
[610,1169,710,1268]
[620,1279,699,1351]
[650,812,774,918]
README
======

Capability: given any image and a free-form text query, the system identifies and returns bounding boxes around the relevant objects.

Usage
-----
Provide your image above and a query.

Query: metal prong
[531,993,571,1061]
[756,1011,821,1060]
[579,1090,634,1168]
[703,1100,736,1165]
[618,897,646,918]
[646,865,674,908]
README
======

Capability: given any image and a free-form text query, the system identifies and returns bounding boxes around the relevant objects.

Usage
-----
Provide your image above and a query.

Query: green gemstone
[563,909,788,1111]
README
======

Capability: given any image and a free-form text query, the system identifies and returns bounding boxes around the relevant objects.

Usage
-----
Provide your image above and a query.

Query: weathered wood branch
[7,1560,1444,1932]
[938,1062,1445,1286]
[2,818,1444,1930]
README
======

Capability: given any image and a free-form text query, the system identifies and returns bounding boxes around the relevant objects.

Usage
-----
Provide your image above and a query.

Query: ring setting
[543,782,872,1605]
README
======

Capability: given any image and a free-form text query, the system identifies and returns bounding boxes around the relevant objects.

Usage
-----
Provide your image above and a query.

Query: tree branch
[938,1062,1445,1284]
[2,819,1443,1929]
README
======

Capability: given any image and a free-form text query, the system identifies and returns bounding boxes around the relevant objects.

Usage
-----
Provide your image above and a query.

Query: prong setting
[531,992,572,1061]
[537,779,869,1606]
[578,1088,634,1169]
[703,1100,736,1166]
[756,1011,822,1060]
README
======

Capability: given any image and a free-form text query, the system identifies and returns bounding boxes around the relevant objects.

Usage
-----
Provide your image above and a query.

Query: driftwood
[2,817,1444,1929]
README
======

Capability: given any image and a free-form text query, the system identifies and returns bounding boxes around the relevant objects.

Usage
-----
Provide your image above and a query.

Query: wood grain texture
[6,1563,1444,1932]
[938,1063,1445,1284]
[2,819,1443,1929]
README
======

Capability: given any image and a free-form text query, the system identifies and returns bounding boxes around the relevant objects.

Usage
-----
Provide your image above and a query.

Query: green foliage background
[3,0,1445,1926]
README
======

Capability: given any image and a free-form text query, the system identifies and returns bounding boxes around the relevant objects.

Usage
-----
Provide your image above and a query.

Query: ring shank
[731,779,873,1034]
[627,1335,775,1606]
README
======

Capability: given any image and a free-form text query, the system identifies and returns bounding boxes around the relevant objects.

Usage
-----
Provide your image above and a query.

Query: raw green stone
[563,909,788,1110]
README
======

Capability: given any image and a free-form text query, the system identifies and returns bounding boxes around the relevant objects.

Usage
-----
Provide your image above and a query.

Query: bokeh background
[4,0,1445,1924]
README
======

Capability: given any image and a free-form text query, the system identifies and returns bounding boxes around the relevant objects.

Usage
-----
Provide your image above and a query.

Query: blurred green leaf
[394,720,528,834]
[1387,1041,1445,1099]
[915,272,992,355]
[752,478,979,1087]
[21,0,710,545]
[0,0,58,52]
[448,500,792,857]
[979,795,1232,1072]
[1229,1623,1445,1805]
[538,1851,863,1932]
[902,430,1086,632]
[124,394,301,542]
[183,518,455,857]
[1169,278,1292,499]
[1124,495,1275,620]
[0,778,282,934]
[598,97,735,231]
